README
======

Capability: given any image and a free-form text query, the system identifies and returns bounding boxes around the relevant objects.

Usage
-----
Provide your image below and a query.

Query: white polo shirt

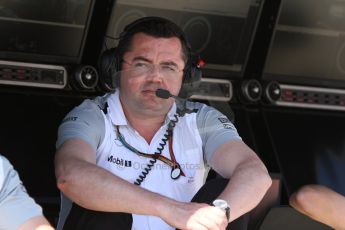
[56,89,241,230]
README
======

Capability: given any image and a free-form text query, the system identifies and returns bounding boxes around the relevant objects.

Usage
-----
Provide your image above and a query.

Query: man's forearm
[57,158,174,217]
[289,185,345,230]
[55,139,174,218]
[216,160,271,222]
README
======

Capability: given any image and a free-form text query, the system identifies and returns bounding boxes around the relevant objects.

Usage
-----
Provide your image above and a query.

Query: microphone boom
[156,88,172,99]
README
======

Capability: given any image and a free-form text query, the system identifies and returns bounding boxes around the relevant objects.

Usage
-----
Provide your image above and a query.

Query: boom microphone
[156,88,190,113]
[155,88,172,99]
[155,88,183,100]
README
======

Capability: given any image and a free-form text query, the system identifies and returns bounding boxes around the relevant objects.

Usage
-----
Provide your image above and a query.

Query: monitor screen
[262,0,345,88]
[263,108,345,197]
[0,0,95,64]
[104,0,263,78]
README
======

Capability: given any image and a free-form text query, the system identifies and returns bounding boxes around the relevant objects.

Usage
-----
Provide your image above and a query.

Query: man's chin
[141,100,172,112]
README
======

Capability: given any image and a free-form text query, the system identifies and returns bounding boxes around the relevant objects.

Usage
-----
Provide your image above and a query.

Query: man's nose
[147,65,163,81]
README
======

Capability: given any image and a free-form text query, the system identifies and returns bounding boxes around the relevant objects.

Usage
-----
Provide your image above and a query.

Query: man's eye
[161,65,177,72]
[133,62,148,68]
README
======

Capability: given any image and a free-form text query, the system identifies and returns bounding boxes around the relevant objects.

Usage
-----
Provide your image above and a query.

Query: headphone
[99,16,202,98]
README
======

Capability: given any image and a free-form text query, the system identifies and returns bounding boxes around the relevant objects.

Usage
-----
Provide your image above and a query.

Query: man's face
[119,33,185,116]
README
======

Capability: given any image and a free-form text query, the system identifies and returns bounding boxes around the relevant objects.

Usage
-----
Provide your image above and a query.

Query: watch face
[213,199,228,209]
[212,199,230,221]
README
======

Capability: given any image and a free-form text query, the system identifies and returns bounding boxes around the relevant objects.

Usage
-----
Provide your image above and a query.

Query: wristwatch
[212,199,230,222]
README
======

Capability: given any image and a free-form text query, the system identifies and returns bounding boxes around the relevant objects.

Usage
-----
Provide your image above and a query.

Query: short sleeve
[56,99,105,151]
[0,155,43,230]
[196,105,242,165]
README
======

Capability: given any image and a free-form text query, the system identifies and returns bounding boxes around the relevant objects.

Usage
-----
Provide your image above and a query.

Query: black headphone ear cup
[179,63,202,98]
[98,48,120,90]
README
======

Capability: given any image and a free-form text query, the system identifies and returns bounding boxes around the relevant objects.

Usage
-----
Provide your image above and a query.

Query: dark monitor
[104,0,264,78]
[263,108,345,197]
[262,0,345,88]
[0,0,95,64]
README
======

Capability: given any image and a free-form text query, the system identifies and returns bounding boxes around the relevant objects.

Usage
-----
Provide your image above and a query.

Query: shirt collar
[107,90,128,126]
[106,89,177,126]
[165,103,177,125]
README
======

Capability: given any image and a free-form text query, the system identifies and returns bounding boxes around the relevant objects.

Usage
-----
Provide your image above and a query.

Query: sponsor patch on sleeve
[62,116,78,123]
[218,117,230,123]
[218,117,233,129]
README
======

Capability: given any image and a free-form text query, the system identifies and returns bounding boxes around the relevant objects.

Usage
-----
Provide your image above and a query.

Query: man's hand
[160,201,228,230]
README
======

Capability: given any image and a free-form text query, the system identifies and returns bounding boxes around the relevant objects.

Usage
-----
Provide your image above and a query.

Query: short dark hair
[117,17,190,64]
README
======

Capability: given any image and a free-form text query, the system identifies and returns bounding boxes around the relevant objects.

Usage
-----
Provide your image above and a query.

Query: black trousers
[63,178,248,230]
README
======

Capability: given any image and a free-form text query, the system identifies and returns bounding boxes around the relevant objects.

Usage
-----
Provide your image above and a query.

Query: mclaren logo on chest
[107,155,132,167]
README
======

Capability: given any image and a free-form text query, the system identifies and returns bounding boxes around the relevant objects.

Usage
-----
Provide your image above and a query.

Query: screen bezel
[0,0,96,65]
[104,0,264,79]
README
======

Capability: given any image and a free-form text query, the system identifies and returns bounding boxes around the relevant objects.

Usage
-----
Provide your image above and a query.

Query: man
[290,184,345,229]
[0,155,54,230]
[54,17,271,230]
